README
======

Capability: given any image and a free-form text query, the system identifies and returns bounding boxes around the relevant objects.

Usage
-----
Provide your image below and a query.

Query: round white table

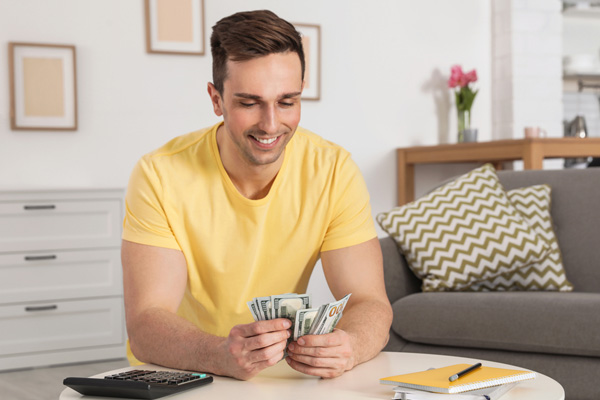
[59,351,565,399]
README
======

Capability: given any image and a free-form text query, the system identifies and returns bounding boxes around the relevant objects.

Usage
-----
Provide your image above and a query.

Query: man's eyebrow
[233,93,261,100]
[280,92,302,99]
[233,92,302,100]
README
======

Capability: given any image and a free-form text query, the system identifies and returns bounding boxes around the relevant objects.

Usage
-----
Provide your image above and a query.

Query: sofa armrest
[380,236,421,304]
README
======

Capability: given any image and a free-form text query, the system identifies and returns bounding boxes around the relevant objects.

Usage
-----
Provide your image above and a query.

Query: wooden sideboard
[397,137,600,205]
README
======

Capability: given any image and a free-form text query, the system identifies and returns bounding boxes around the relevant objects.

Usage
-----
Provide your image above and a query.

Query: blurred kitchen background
[563,1,600,145]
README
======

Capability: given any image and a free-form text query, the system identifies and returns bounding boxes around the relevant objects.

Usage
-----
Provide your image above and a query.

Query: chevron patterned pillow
[376,164,550,291]
[468,184,573,291]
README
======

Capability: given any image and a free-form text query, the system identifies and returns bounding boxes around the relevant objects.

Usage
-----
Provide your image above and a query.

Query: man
[122,10,392,380]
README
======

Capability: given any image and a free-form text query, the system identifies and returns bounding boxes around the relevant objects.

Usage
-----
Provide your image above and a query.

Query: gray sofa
[381,168,600,400]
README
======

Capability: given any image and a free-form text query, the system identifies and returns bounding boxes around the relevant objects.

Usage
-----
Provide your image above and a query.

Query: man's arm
[285,237,393,378]
[122,239,291,380]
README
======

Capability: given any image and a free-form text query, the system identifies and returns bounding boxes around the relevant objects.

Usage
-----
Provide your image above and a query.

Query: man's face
[209,52,303,167]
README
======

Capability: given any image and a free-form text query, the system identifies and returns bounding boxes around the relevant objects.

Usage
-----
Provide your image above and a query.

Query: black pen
[449,363,482,382]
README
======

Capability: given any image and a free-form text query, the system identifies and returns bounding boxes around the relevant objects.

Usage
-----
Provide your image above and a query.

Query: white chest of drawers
[0,189,126,371]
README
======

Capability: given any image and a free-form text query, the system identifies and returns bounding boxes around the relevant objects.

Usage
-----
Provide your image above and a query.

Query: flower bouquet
[448,65,478,142]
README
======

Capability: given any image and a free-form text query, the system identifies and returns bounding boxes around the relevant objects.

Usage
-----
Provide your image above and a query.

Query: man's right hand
[123,240,292,380]
[218,318,292,380]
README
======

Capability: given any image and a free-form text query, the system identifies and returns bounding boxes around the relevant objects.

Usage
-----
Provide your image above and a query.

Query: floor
[0,358,130,400]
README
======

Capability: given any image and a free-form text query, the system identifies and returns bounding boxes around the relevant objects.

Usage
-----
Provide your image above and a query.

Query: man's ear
[207,82,223,117]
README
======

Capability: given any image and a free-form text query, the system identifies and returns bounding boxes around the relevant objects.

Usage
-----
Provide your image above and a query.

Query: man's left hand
[285,329,356,378]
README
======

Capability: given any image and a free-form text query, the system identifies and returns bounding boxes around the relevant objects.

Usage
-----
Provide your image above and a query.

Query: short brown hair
[210,10,305,94]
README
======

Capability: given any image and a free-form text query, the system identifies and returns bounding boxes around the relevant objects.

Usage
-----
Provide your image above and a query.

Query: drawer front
[0,249,122,304]
[0,199,122,253]
[0,297,124,356]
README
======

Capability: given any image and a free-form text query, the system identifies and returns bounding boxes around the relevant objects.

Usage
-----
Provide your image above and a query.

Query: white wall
[0,0,492,303]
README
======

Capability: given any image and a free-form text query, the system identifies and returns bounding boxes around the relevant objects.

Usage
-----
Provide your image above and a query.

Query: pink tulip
[465,69,478,84]
[448,65,463,88]
[448,65,478,88]
[450,65,463,78]
[448,77,457,88]
[449,65,478,115]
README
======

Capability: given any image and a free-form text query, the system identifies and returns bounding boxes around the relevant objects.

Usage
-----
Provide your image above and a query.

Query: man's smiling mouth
[250,135,279,145]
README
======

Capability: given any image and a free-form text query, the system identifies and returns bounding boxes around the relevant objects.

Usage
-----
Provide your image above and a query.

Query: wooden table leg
[397,149,414,205]
[523,142,544,169]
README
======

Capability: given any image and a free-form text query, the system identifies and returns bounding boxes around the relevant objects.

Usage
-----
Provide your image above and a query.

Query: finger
[294,331,342,348]
[232,318,292,338]
[245,329,291,352]
[287,341,338,358]
[248,337,288,364]
[286,351,338,368]
[234,342,287,381]
[285,356,342,379]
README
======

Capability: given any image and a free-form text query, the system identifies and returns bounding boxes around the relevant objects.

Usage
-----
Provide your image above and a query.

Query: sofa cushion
[376,164,550,291]
[392,292,600,357]
[469,184,573,291]
[497,168,600,293]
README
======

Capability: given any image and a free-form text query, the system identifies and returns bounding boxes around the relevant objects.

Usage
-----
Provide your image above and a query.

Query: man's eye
[240,102,256,108]
[280,102,294,107]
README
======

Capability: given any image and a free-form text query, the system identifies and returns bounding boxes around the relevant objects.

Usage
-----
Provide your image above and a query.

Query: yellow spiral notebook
[380,364,536,394]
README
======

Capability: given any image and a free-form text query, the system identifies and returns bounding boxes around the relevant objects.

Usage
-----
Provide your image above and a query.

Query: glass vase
[457,109,471,143]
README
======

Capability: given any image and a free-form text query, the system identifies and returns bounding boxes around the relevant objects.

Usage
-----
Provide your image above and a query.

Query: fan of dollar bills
[247,293,351,341]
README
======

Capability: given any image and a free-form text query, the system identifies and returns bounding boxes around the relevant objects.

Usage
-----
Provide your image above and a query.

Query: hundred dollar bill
[309,293,351,335]
[267,293,311,352]
[308,304,327,333]
[248,293,308,321]
[247,301,261,321]
[320,294,351,334]
[321,311,343,335]
[271,293,311,334]
[255,296,272,320]
[293,308,320,341]
[271,294,311,319]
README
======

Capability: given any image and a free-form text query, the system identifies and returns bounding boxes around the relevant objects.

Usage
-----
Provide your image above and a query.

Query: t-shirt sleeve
[320,154,377,252]
[122,155,181,250]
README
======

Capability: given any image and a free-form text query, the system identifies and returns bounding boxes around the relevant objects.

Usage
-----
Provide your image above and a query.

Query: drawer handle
[25,305,58,312]
[24,255,57,261]
[23,204,56,210]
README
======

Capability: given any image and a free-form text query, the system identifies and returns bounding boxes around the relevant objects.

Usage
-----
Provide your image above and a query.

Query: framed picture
[294,23,321,101]
[145,0,205,55]
[8,42,78,131]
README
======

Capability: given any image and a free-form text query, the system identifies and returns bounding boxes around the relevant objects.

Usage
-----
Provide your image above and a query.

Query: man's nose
[257,105,278,135]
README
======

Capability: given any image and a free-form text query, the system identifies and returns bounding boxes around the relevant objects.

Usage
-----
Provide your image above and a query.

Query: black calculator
[63,369,213,399]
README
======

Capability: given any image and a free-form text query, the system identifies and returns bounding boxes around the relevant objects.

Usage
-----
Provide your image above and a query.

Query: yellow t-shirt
[123,122,376,364]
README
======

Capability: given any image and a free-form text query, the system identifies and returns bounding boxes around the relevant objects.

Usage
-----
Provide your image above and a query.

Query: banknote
[247,300,261,321]
[308,293,351,335]
[255,296,272,320]
[293,308,320,341]
[270,293,311,324]
[248,293,351,341]
[248,294,307,323]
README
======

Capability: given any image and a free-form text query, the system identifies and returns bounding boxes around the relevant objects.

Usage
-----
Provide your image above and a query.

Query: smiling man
[121,10,392,380]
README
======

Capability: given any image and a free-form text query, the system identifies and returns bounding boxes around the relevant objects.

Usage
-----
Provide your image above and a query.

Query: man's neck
[216,126,284,200]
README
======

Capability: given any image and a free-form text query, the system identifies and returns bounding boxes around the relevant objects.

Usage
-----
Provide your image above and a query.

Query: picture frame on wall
[294,23,321,101]
[145,0,205,55]
[8,42,78,131]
